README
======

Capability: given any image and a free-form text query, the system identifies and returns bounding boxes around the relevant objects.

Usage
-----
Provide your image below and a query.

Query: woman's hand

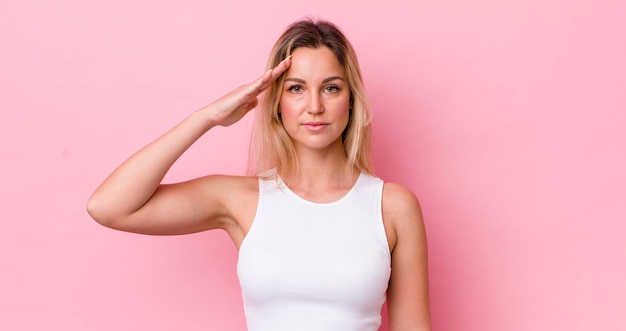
[207,56,291,127]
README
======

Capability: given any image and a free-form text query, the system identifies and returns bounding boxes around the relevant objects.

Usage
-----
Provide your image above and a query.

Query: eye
[325,85,340,93]
[288,85,303,93]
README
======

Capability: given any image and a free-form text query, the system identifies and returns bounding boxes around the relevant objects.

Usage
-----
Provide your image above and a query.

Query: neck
[280,140,359,191]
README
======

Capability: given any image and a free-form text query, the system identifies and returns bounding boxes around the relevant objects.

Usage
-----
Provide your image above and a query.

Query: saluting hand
[208,56,291,127]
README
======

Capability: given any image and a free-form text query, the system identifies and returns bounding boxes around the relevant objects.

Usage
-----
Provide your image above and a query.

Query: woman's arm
[86,57,291,235]
[383,183,432,330]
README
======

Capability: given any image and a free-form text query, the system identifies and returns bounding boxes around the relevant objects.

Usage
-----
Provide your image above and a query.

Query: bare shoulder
[191,174,259,222]
[197,174,259,246]
[382,182,425,252]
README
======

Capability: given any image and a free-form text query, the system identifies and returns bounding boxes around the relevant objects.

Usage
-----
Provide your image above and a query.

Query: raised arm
[383,183,432,331]
[86,57,291,235]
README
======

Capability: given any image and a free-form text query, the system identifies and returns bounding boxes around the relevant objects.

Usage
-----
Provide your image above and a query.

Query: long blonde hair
[249,18,374,176]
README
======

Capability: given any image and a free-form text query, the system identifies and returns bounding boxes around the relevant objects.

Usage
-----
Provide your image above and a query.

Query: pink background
[2,0,625,330]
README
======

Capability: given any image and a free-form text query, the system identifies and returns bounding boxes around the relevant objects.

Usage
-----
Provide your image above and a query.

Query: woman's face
[279,46,351,152]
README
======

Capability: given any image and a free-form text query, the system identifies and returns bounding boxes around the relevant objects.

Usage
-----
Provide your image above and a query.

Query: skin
[87,46,431,330]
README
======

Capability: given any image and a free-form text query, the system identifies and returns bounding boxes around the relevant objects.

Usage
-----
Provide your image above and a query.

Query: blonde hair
[249,18,374,176]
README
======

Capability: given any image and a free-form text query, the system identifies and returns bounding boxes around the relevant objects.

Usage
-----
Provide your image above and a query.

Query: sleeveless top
[237,171,391,331]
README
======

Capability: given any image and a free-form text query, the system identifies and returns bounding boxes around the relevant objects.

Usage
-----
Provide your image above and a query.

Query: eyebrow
[284,76,345,84]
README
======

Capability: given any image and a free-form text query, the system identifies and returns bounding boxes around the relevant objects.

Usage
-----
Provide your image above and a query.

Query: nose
[307,92,324,114]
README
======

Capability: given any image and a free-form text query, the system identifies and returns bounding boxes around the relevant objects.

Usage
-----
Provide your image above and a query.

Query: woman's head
[250,18,373,175]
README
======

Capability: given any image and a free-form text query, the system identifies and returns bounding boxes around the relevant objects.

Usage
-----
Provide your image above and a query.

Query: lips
[302,121,329,131]
[303,121,328,126]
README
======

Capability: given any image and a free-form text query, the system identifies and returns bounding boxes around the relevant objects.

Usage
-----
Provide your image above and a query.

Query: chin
[294,137,344,151]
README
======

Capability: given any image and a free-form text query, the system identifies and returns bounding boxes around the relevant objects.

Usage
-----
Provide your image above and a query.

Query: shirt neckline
[276,172,364,206]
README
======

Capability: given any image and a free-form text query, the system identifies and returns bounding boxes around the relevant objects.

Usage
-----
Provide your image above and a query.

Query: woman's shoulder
[382,182,421,208]
[381,182,425,251]
[199,174,259,216]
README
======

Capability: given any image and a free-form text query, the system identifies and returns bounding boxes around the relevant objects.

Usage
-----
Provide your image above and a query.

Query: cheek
[339,98,351,128]
[279,96,300,115]
[278,99,300,129]
[331,97,351,118]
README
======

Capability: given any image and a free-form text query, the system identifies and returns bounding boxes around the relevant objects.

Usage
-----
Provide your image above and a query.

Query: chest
[237,182,391,312]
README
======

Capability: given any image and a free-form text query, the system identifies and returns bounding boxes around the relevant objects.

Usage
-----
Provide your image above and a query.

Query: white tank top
[237,171,391,331]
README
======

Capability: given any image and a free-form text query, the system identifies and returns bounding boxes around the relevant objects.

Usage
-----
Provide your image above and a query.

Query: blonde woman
[87,19,431,331]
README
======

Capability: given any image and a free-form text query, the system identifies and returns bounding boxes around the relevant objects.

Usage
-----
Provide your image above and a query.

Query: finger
[258,56,292,90]
[244,69,271,96]
[243,56,291,98]
[256,69,274,91]
[272,55,292,76]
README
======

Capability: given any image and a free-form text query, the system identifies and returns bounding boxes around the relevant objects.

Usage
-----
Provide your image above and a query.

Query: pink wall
[2,0,625,330]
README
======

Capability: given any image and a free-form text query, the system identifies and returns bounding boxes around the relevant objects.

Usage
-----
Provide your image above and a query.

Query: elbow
[86,195,120,229]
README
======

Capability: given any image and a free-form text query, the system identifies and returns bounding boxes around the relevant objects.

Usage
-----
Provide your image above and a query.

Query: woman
[87,19,431,331]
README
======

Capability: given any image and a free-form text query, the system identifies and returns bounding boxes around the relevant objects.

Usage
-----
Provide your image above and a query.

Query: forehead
[285,46,345,80]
